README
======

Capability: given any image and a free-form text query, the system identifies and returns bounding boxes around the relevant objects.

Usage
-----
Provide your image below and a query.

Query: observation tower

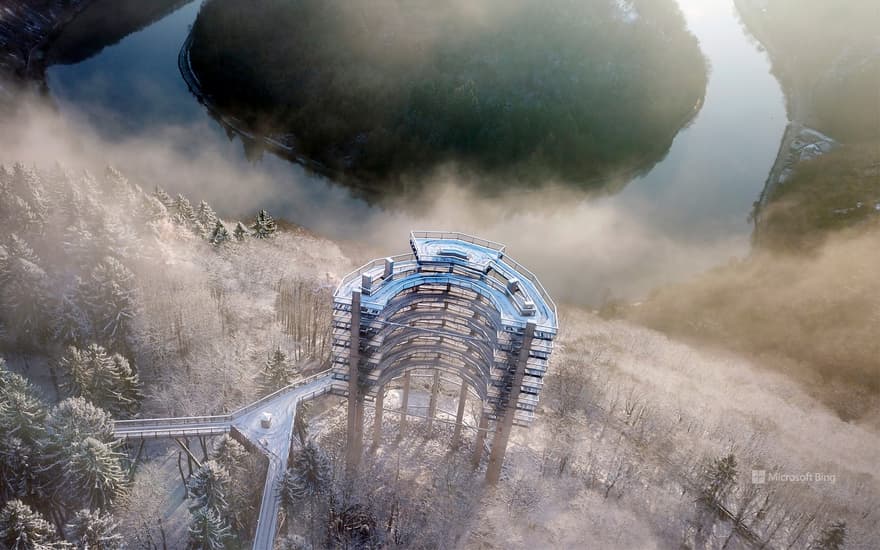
[332,231,557,483]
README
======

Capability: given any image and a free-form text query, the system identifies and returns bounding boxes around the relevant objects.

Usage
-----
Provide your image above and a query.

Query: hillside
[1,163,878,548]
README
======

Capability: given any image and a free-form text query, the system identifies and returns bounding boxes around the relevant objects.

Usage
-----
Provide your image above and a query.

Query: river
[45,0,786,305]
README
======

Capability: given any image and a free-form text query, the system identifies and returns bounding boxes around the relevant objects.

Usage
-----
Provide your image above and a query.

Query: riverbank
[0,0,93,102]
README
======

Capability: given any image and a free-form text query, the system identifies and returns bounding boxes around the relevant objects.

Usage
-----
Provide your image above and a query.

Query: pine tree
[154,186,175,209]
[250,209,276,239]
[173,194,197,227]
[187,461,230,513]
[281,440,332,506]
[211,435,249,531]
[187,506,232,550]
[232,222,249,242]
[66,508,123,550]
[209,221,230,246]
[54,286,91,346]
[212,435,247,475]
[0,257,55,347]
[47,398,116,447]
[0,499,60,550]
[259,349,295,395]
[139,194,168,224]
[811,521,847,550]
[57,345,142,417]
[197,201,218,230]
[57,437,126,510]
[103,166,136,209]
[82,257,139,349]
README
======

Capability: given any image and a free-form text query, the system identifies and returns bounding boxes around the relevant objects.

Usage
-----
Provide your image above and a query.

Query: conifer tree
[173,194,197,227]
[259,349,295,395]
[187,506,232,550]
[56,437,126,510]
[187,461,230,512]
[66,508,122,550]
[0,499,60,550]
[281,440,332,505]
[250,209,276,239]
[82,257,139,349]
[0,257,54,347]
[197,201,218,230]
[54,287,91,346]
[154,186,175,209]
[57,345,142,417]
[209,220,230,246]
[232,222,249,241]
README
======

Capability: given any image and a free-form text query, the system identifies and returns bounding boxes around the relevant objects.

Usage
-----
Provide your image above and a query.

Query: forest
[0,162,876,548]
[188,0,707,190]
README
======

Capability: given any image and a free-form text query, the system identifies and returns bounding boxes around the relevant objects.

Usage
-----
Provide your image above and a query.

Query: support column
[372,385,384,450]
[471,410,489,468]
[486,322,535,484]
[345,291,364,474]
[398,372,411,439]
[451,379,469,449]
[426,370,441,433]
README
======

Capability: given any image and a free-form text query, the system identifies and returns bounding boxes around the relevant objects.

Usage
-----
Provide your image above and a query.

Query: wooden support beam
[451,379,469,449]
[486,321,535,485]
[426,370,441,433]
[174,437,203,471]
[398,371,411,439]
[346,291,364,474]
[471,410,489,468]
[372,385,384,450]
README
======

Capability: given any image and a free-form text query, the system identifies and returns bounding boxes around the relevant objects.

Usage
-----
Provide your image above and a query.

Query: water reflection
[43,0,786,305]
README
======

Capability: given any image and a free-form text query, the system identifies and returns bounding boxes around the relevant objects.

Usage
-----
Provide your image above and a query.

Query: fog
[0,98,747,306]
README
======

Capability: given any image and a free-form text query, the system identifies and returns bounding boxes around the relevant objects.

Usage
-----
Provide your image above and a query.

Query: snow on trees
[209,220,230,246]
[82,257,140,350]
[173,194,198,228]
[46,398,116,447]
[259,348,296,395]
[197,201,218,232]
[233,221,250,241]
[56,437,126,511]
[0,256,54,347]
[0,500,60,550]
[154,186,175,209]
[66,508,123,550]
[0,360,48,503]
[281,440,332,505]
[250,209,276,239]
[187,506,232,550]
[187,461,231,513]
[57,344,142,417]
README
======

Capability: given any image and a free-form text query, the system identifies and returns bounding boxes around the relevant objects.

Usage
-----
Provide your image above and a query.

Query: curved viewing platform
[335,231,558,335]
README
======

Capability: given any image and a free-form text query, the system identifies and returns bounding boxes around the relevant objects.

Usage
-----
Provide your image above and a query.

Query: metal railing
[410,230,506,253]
[114,370,335,432]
